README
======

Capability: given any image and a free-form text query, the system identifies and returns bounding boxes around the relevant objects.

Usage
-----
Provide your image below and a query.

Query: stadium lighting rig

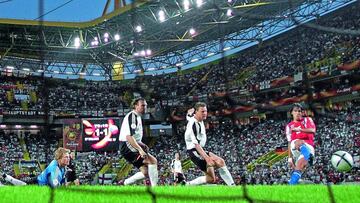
[176,62,184,67]
[65,0,260,54]
[183,0,190,11]
[133,49,152,57]
[74,31,123,48]
[226,8,233,16]
[189,28,196,36]
[91,37,99,47]
[74,37,81,48]
[135,25,142,33]
[146,49,152,56]
[67,0,216,55]
[114,34,120,41]
[196,0,204,8]
[158,10,166,22]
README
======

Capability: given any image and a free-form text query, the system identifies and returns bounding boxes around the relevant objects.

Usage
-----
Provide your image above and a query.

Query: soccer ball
[331,151,354,172]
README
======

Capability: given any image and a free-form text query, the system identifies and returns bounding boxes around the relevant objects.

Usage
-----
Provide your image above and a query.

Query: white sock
[187,176,207,185]
[124,172,145,185]
[219,166,235,186]
[4,174,27,186]
[148,164,158,186]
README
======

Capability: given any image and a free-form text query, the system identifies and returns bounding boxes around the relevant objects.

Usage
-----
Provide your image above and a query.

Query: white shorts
[290,139,315,165]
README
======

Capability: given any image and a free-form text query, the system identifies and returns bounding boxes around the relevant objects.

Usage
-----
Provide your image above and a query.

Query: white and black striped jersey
[119,110,143,152]
[184,116,206,150]
[170,159,183,174]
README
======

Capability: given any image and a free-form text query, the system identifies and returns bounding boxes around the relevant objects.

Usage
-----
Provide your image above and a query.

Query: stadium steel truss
[0,0,356,80]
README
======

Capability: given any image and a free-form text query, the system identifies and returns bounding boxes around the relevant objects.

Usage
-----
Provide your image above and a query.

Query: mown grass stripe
[0,184,359,203]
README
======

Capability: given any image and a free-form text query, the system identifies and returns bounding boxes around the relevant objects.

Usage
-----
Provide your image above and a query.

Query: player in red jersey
[285,103,316,185]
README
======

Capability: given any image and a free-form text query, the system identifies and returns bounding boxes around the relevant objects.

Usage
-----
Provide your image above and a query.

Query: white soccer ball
[331,151,354,172]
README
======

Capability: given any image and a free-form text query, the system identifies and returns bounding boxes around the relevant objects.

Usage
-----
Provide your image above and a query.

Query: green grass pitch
[0,185,359,203]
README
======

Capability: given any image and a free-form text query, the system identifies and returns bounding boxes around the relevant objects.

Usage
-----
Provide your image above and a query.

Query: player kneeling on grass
[118,98,158,186]
[185,102,235,186]
[285,103,316,185]
[38,147,70,188]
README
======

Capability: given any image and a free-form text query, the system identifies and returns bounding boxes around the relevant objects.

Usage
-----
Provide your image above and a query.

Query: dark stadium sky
[0,0,130,22]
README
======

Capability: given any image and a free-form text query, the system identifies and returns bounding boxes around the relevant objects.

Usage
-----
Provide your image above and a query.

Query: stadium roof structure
[0,0,356,80]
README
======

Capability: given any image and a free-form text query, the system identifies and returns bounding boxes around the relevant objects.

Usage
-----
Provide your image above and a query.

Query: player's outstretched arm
[186,108,195,121]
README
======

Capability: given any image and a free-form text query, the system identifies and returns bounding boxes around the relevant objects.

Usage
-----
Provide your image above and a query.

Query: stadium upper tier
[0,0,356,79]
[0,1,359,119]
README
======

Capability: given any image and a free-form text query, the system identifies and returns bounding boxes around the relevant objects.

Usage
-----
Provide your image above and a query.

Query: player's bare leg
[295,157,308,171]
[205,166,216,183]
[209,152,235,185]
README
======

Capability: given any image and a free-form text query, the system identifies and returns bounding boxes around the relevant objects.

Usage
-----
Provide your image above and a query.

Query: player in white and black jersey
[185,102,235,186]
[119,97,158,186]
[171,152,186,185]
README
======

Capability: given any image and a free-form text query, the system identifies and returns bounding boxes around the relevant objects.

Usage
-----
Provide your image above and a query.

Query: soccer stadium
[0,0,359,202]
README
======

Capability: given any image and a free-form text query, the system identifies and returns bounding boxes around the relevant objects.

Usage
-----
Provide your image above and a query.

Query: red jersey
[285,117,316,146]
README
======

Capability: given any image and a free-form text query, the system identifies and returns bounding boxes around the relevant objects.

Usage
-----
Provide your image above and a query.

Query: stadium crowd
[1,102,359,186]
[0,132,24,176]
